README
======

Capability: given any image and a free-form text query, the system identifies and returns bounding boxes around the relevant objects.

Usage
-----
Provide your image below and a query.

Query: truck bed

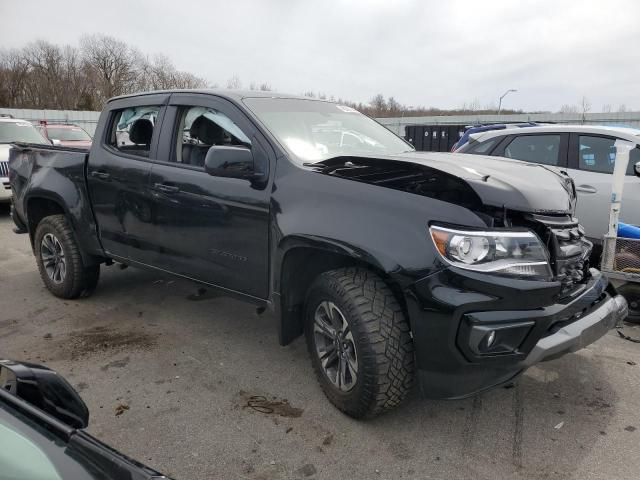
[9,142,103,263]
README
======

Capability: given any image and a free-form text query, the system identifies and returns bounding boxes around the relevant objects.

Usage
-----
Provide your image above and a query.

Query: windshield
[243,98,413,163]
[0,121,49,144]
[46,127,91,142]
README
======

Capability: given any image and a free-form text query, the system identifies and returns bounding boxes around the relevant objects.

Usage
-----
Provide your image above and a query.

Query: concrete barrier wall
[377,111,640,136]
[0,108,101,135]
[2,107,640,139]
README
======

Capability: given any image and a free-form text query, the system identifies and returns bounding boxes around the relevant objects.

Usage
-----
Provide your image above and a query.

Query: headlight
[429,225,552,280]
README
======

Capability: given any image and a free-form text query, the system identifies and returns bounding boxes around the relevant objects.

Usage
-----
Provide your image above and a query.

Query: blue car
[451,122,542,151]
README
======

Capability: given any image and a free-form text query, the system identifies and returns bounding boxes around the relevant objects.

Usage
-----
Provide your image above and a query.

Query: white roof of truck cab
[470,124,640,143]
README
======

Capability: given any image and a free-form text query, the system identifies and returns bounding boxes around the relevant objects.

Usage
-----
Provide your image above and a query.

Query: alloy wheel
[313,301,358,392]
[41,233,66,284]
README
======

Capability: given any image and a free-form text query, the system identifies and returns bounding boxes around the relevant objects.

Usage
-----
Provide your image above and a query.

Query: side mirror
[204,146,256,179]
[635,161,640,178]
[0,360,89,428]
[51,139,61,146]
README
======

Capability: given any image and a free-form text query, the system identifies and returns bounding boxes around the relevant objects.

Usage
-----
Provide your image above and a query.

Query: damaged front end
[306,154,625,399]
[308,155,592,295]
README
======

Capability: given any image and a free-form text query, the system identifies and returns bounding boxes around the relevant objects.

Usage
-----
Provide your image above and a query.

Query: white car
[457,125,640,243]
[0,118,51,203]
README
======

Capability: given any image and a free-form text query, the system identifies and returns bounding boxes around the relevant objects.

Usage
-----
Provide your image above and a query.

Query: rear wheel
[34,215,100,299]
[305,267,414,418]
[618,283,640,324]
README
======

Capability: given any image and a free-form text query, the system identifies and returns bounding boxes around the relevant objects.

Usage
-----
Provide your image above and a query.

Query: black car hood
[316,152,576,215]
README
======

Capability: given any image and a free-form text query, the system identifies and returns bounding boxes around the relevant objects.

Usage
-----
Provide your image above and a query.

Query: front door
[142,94,272,299]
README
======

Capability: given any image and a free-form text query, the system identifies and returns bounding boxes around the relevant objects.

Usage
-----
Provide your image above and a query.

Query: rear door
[87,94,169,260]
[492,133,569,168]
[567,133,640,241]
[142,93,272,299]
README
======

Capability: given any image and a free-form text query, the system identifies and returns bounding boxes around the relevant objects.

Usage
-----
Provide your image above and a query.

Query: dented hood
[386,151,576,214]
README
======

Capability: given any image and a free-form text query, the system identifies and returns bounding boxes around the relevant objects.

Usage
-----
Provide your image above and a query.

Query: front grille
[522,214,592,295]
[0,161,8,177]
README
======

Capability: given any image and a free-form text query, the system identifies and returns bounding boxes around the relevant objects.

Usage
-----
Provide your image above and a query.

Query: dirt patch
[100,356,131,371]
[63,326,157,359]
[238,391,303,418]
[115,403,129,416]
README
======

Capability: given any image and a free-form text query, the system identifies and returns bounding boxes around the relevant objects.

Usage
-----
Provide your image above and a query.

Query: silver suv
[457,125,640,243]
[0,118,50,203]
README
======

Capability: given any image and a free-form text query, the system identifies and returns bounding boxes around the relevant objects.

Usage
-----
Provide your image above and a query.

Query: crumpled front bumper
[523,293,627,365]
[404,267,627,399]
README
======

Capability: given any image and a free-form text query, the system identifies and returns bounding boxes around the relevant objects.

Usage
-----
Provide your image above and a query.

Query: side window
[466,137,498,154]
[503,135,561,165]
[578,135,639,175]
[107,106,160,158]
[174,106,251,167]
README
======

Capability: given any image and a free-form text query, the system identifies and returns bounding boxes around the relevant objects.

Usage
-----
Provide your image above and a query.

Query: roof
[108,89,320,104]
[471,124,640,143]
[0,118,31,124]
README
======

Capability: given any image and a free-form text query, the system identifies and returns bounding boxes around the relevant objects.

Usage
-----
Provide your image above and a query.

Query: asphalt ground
[1,208,639,480]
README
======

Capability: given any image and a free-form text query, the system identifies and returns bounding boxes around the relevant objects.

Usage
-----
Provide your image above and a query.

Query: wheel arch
[25,193,104,265]
[275,236,407,345]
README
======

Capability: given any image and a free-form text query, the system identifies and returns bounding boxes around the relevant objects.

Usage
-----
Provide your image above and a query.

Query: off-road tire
[304,267,414,418]
[34,214,100,299]
[618,283,640,324]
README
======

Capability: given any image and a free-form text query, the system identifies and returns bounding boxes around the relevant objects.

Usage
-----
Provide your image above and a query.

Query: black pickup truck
[9,90,628,418]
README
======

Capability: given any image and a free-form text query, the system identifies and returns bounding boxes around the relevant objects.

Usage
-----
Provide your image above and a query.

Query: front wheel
[305,267,414,418]
[34,214,100,299]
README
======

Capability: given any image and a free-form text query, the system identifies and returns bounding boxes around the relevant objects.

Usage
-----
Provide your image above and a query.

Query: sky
[2,0,640,112]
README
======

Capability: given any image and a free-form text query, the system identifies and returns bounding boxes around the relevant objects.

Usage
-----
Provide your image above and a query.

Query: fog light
[465,319,534,356]
[486,330,496,348]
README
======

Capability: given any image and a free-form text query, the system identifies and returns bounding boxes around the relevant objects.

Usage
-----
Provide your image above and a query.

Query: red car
[36,122,93,149]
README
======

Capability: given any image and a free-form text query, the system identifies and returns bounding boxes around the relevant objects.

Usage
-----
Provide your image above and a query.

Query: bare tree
[559,104,579,114]
[618,104,628,113]
[0,48,30,107]
[601,104,612,113]
[387,96,402,114]
[370,94,387,116]
[80,34,140,104]
[226,74,242,89]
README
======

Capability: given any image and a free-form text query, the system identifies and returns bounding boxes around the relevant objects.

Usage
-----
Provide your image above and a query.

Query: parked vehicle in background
[8,90,628,418]
[35,122,93,149]
[0,118,50,203]
[0,359,171,479]
[451,122,543,151]
[456,125,640,244]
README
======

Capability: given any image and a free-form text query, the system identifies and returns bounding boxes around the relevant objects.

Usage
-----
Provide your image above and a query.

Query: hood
[312,152,576,215]
[396,152,575,214]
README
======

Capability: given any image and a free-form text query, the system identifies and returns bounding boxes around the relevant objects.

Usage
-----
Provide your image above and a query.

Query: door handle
[153,183,180,193]
[575,184,597,194]
[90,171,111,181]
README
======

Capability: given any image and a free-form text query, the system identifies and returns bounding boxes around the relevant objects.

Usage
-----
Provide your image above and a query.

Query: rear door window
[107,106,161,158]
[578,135,639,175]
[503,134,562,166]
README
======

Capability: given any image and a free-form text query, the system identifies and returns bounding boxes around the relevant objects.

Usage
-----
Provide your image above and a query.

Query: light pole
[497,89,517,115]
